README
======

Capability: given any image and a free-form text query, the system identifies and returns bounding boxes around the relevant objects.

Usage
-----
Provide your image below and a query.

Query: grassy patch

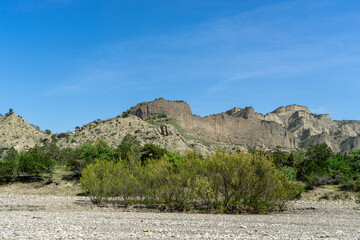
[145,117,216,147]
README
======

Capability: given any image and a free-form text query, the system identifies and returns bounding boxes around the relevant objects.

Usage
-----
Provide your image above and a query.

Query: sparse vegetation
[1,109,359,214]
[5,108,14,117]
[121,110,132,118]
[30,124,41,131]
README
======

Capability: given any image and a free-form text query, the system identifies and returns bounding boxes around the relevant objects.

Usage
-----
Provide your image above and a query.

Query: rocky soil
[0,193,359,239]
[0,113,49,151]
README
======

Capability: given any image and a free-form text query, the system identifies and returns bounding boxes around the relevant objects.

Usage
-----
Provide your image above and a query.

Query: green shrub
[280,166,298,181]
[347,149,360,172]
[140,144,167,164]
[80,149,301,213]
[67,140,115,173]
[157,113,167,118]
[0,147,19,178]
[116,134,141,161]
[18,146,56,176]
[80,160,116,203]
[0,148,19,180]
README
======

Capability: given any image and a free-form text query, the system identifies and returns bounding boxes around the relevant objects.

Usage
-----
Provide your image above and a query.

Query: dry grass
[0,166,83,196]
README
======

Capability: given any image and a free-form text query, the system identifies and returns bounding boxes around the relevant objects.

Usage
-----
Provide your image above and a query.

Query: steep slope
[262,105,360,152]
[0,113,49,151]
[1,99,359,154]
[55,115,232,155]
[130,98,298,151]
[130,99,360,153]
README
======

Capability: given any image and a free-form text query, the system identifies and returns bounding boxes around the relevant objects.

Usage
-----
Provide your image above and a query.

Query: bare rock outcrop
[263,105,360,153]
[130,98,298,151]
[129,99,360,153]
[1,99,359,154]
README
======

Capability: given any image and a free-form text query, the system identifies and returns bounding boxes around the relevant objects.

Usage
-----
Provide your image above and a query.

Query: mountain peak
[271,104,311,115]
[1,99,360,153]
[130,98,192,120]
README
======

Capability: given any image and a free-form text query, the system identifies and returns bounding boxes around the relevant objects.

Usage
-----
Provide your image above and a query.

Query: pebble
[0,194,359,239]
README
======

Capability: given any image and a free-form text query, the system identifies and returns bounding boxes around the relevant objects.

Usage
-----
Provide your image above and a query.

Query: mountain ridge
[1,98,359,154]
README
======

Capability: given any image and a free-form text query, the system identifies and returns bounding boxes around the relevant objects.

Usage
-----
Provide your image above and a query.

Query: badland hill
[1,98,359,154]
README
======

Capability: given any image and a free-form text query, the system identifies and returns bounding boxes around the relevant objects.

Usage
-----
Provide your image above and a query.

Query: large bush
[0,147,19,180]
[67,140,115,173]
[80,149,301,213]
[80,160,116,203]
[18,146,56,176]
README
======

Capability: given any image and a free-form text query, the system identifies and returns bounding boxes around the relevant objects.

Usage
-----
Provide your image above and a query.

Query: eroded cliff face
[130,98,298,151]
[261,105,360,152]
[131,98,194,127]
[1,99,359,154]
[130,99,360,153]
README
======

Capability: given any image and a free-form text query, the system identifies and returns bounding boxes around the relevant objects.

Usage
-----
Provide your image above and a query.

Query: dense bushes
[81,150,301,213]
[272,144,360,190]
[0,147,19,179]
[2,135,360,211]
[0,146,56,181]
[18,147,56,176]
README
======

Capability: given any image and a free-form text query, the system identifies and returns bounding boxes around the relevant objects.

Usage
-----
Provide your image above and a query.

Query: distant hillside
[129,98,298,150]
[1,98,359,153]
[0,113,50,151]
[129,98,360,153]
[54,115,228,155]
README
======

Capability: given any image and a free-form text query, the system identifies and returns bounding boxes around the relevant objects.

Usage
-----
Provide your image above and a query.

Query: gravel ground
[0,194,359,239]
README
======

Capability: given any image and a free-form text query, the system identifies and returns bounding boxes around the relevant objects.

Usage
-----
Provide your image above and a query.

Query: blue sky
[1,0,359,133]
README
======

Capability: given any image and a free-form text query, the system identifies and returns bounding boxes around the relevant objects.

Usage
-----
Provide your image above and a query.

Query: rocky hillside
[130,98,298,151]
[129,98,360,153]
[0,113,50,151]
[260,105,360,152]
[54,115,235,155]
[1,98,359,154]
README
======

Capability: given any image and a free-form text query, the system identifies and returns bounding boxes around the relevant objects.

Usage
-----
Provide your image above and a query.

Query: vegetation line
[1,135,360,213]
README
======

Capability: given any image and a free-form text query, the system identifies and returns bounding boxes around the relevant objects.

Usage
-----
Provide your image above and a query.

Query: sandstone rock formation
[130,98,298,151]
[1,99,359,154]
[262,105,360,152]
[130,98,360,153]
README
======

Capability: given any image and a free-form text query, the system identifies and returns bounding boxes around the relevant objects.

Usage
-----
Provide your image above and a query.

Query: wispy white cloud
[44,68,135,96]
[46,0,360,107]
[102,0,359,86]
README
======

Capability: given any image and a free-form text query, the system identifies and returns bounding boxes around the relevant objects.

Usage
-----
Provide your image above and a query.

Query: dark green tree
[94,139,115,161]
[116,134,141,161]
[347,149,360,172]
[0,147,19,179]
[140,143,167,164]
[5,108,14,117]
[18,146,56,176]
[304,143,333,175]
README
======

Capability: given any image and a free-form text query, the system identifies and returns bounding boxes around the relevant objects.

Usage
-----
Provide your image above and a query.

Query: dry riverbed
[0,183,359,239]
